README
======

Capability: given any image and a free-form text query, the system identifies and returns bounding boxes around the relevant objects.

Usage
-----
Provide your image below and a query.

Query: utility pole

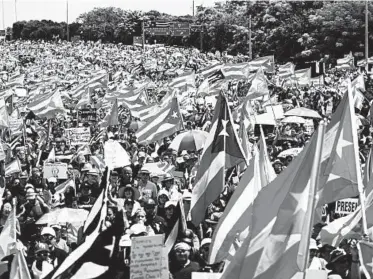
[249,14,252,60]
[2,0,4,31]
[66,0,69,41]
[141,19,145,52]
[193,0,195,17]
[200,26,203,52]
[14,0,17,22]
[365,0,369,72]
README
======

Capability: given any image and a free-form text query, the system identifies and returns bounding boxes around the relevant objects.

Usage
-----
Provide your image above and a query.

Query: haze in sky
[1,0,217,29]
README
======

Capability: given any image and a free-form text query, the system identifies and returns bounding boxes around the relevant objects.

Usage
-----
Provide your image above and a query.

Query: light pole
[66,0,69,41]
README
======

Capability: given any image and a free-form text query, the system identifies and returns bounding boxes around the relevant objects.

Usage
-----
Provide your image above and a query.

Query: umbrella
[284,107,322,119]
[277,148,303,158]
[281,116,306,124]
[169,130,209,152]
[36,208,88,225]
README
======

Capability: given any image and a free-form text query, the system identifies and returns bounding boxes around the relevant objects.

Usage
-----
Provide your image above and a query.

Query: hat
[81,163,93,172]
[326,248,351,269]
[272,159,283,166]
[144,199,156,207]
[47,177,57,183]
[41,227,56,238]
[130,224,147,235]
[182,190,192,200]
[87,168,99,176]
[111,171,118,176]
[201,238,212,247]
[35,242,50,254]
[174,242,191,251]
[309,239,318,250]
[139,169,150,175]
[25,183,34,190]
[51,224,62,230]
[158,189,170,199]
[165,200,178,208]
[119,234,132,247]
[163,173,174,182]
[20,171,28,178]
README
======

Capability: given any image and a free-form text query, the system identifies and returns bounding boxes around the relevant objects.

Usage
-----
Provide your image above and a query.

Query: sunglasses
[37,252,50,257]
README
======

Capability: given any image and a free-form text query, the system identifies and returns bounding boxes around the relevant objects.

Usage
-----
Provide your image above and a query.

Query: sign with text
[43,162,68,179]
[171,22,190,36]
[335,198,359,215]
[78,108,97,122]
[64,128,91,146]
[130,234,168,279]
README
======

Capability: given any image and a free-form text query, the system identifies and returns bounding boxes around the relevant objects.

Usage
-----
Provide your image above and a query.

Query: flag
[0,98,9,128]
[10,249,32,279]
[46,147,56,162]
[90,155,106,174]
[364,145,373,189]
[258,125,276,185]
[358,241,373,279]
[6,74,24,88]
[5,94,13,115]
[278,62,295,80]
[44,207,123,279]
[5,159,21,176]
[102,99,119,127]
[0,203,16,260]
[136,97,183,145]
[27,89,66,119]
[246,68,269,100]
[221,123,324,279]
[248,55,275,73]
[337,54,355,69]
[164,199,187,254]
[55,179,76,196]
[75,87,91,109]
[169,72,195,88]
[209,146,262,264]
[199,62,224,78]
[83,168,109,237]
[190,93,247,226]
[196,79,210,97]
[70,73,108,99]
[316,82,360,208]
[104,140,131,169]
[221,63,251,80]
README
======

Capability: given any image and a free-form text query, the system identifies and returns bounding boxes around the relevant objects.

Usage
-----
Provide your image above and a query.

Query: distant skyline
[1,0,218,29]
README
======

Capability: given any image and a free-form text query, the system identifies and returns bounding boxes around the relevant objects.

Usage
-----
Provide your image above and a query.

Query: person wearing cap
[51,224,69,253]
[77,183,97,209]
[325,247,359,279]
[19,171,29,188]
[156,189,170,219]
[137,169,158,202]
[171,242,200,279]
[144,198,166,235]
[31,242,54,279]
[308,239,328,270]
[272,159,284,174]
[19,188,50,225]
[85,168,101,198]
[197,238,224,273]
[40,226,68,267]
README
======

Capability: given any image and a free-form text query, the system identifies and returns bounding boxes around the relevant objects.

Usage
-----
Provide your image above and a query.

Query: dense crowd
[0,40,372,279]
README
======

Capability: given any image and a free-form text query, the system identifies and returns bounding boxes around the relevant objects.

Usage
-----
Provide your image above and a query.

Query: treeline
[9,1,373,63]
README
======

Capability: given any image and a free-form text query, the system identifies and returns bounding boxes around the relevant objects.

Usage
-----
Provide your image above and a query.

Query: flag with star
[221,122,324,279]
[136,97,183,145]
[190,93,247,226]
[5,94,13,115]
[358,241,373,279]
[317,82,360,208]
[44,199,123,279]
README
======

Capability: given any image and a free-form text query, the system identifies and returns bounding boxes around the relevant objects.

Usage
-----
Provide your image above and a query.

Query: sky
[0,0,218,29]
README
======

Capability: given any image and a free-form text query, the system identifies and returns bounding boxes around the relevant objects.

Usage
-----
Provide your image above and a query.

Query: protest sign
[104,140,131,168]
[78,108,97,122]
[265,104,284,119]
[43,162,68,179]
[192,273,222,279]
[9,118,22,133]
[130,234,168,279]
[335,198,359,215]
[64,128,90,146]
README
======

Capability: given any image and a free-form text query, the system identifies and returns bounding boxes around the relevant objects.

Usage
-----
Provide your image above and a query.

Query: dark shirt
[145,215,166,235]
[173,261,200,279]
[50,247,68,267]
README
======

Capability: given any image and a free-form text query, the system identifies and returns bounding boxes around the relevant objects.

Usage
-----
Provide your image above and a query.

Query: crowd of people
[0,39,372,279]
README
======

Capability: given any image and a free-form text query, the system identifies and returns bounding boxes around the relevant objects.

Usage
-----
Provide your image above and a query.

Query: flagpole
[1,0,4,31]
[365,0,369,72]
[299,121,325,278]
[14,0,17,22]
[348,79,368,235]
[66,0,69,41]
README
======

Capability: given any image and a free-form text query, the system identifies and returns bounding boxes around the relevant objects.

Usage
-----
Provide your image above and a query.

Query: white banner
[64,128,90,146]
[43,162,68,179]
[335,198,359,215]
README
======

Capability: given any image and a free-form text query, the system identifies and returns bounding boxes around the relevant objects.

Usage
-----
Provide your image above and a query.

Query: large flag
[5,159,21,176]
[248,55,275,73]
[221,63,251,80]
[136,97,183,145]
[0,203,16,260]
[169,72,195,88]
[70,73,108,99]
[82,168,109,238]
[246,68,269,100]
[190,93,247,226]
[199,62,224,78]
[221,122,324,279]
[100,99,119,127]
[10,249,32,279]
[27,89,66,119]
[258,125,277,185]
[164,199,187,254]
[44,207,123,279]
[278,62,295,80]
[358,241,373,279]
[0,98,9,128]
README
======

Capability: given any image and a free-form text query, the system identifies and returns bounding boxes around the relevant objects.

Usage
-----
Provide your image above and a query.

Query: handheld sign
[335,198,359,215]
[43,162,68,179]
[130,234,168,279]
[64,128,90,146]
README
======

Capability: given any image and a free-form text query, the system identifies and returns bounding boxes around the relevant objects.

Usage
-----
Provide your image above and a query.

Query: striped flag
[337,53,354,69]
[246,67,269,100]
[199,62,224,78]
[70,73,108,99]
[358,241,373,279]
[0,97,9,128]
[0,202,16,260]
[136,97,183,145]
[248,55,275,73]
[278,62,295,80]
[221,63,250,80]
[27,89,66,119]
[55,179,76,196]
[10,248,32,279]
[6,74,24,88]
[169,72,195,88]
[5,159,21,176]
[190,93,247,226]
[164,199,187,253]
[75,87,91,109]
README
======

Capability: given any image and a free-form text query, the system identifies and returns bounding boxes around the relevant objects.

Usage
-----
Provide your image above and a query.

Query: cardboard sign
[192,273,222,279]
[64,128,90,146]
[335,198,359,215]
[43,162,68,179]
[78,108,97,122]
[9,118,23,133]
[130,235,168,279]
